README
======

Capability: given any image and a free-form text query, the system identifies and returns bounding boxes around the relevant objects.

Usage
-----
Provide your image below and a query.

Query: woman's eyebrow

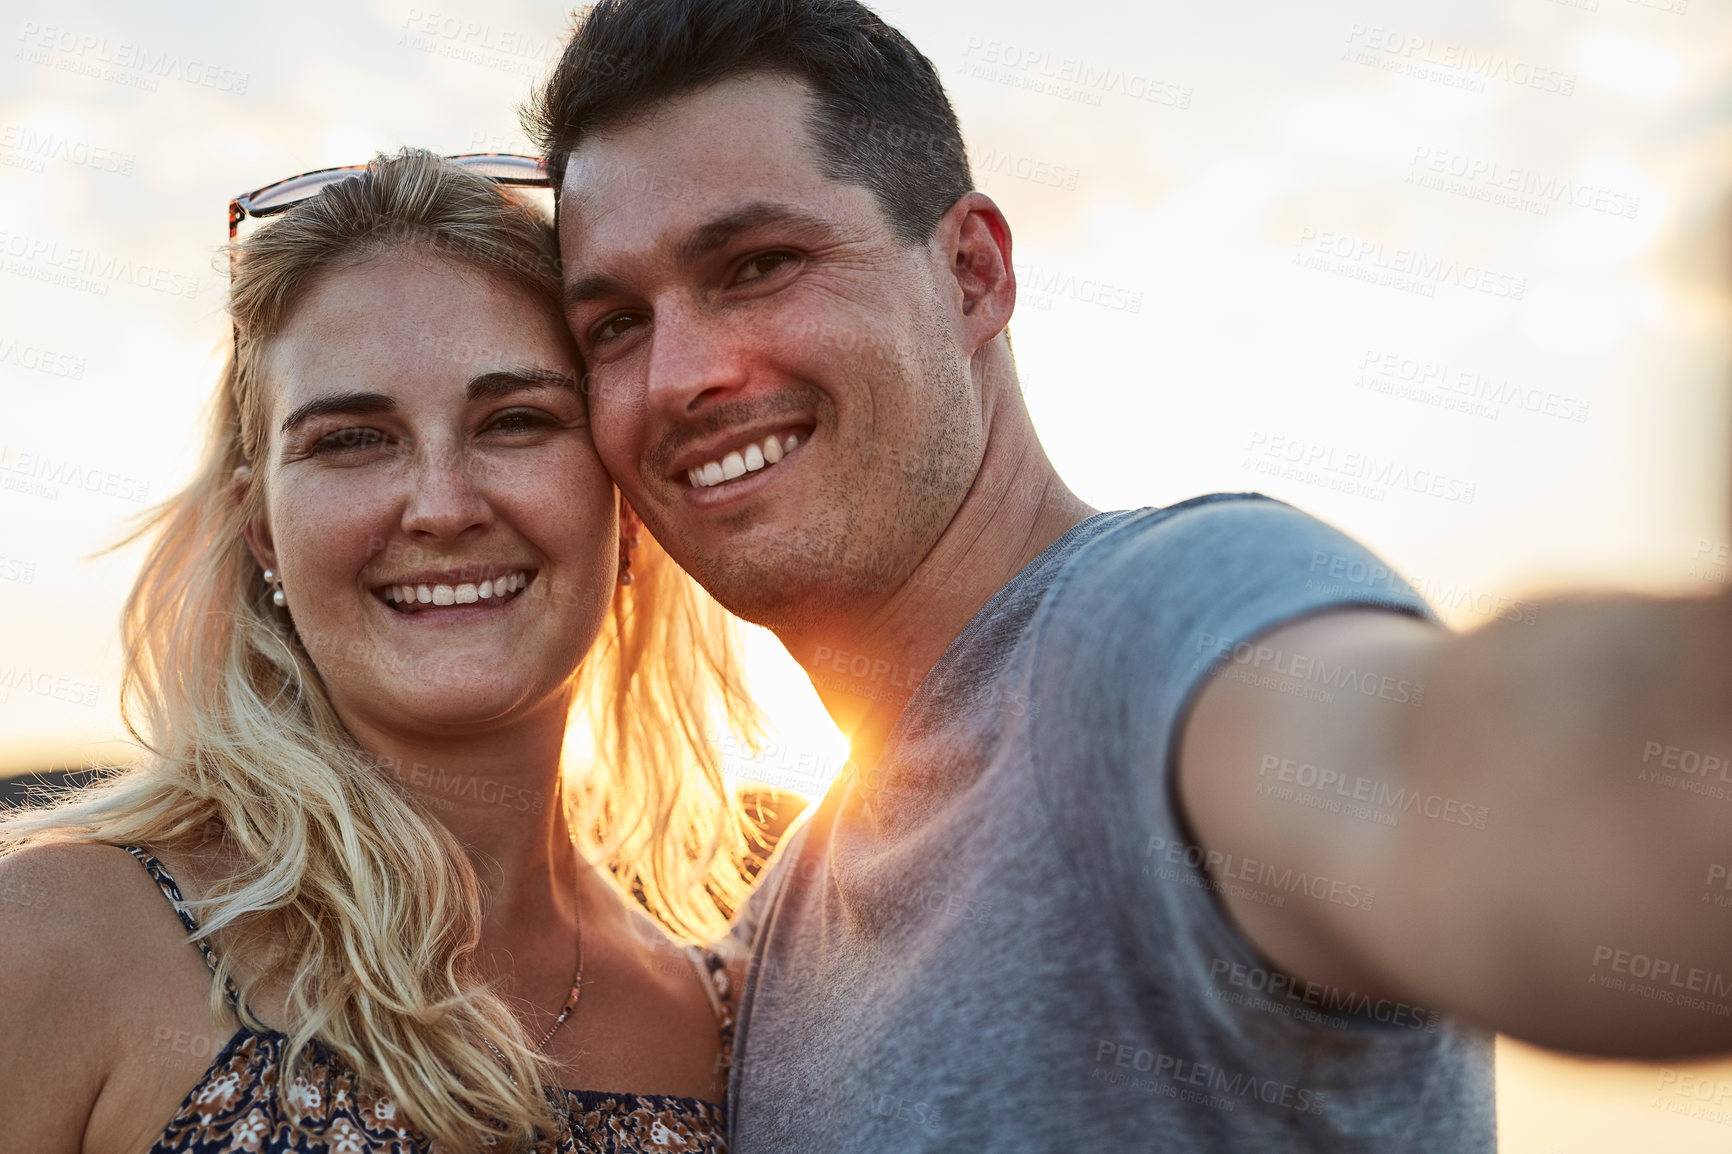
[277,370,576,436]
[280,391,394,436]
[465,368,580,401]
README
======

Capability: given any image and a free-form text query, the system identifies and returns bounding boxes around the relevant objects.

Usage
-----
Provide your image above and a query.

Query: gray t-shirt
[727,495,1496,1152]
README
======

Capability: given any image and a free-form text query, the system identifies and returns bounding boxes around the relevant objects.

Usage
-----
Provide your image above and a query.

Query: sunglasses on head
[226,152,550,244]
[223,152,552,358]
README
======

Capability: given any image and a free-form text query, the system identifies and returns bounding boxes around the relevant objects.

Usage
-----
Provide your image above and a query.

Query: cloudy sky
[1,0,1729,1145]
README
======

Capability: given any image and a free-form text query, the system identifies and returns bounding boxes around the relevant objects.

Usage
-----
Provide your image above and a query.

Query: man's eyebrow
[673,202,832,265]
[562,202,834,310]
[564,272,630,311]
[280,391,394,436]
[466,367,579,401]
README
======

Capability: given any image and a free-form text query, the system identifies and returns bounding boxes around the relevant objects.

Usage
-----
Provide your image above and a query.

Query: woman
[0,150,762,1153]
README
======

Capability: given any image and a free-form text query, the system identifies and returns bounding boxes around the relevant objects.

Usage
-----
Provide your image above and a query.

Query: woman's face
[242,249,616,741]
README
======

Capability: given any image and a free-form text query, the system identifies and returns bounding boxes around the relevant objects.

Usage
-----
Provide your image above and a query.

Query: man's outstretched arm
[1178,592,1732,1056]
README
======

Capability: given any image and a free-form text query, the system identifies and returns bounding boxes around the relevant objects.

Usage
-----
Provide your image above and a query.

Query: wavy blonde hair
[0,149,761,1151]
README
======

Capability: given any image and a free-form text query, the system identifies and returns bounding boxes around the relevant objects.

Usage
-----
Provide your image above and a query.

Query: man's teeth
[688,433,799,489]
[382,571,529,609]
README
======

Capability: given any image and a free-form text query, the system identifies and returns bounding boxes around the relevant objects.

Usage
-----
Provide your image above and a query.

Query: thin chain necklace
[531,924,584,1052]
[484,872,584,1068]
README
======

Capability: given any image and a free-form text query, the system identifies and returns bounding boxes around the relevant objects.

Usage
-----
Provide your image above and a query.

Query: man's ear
[232,465,278,576]
[937,191,1016,354]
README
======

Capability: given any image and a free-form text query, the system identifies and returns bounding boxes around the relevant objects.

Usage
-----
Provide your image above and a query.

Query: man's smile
[678,427,810,489]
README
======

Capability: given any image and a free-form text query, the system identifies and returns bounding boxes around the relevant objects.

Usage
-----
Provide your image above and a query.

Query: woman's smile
[375,567,538,615]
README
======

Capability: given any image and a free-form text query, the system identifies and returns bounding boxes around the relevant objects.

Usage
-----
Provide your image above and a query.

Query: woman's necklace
[484,880,584,1067]
[531,923,584,1052]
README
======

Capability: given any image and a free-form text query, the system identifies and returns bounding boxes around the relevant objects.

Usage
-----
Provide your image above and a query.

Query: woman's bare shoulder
[0,841,185,1149]
[0,840,177,986]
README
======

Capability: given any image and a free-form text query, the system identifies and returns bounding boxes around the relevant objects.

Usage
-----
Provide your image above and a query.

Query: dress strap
[122,844,243,1009]
[685,945,736,1067]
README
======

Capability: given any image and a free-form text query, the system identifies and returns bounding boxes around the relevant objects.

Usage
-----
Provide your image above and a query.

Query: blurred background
[1,0,1728,1146]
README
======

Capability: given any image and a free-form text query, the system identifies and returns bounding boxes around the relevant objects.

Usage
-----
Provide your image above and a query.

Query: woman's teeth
[688,433,799,489]
[382,570,529,610]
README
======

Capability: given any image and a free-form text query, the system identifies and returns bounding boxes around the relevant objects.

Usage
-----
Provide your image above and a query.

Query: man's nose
[400,443,493,540]
[642,302,751,417]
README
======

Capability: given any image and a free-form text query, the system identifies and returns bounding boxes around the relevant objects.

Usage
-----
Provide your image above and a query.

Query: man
[529,1,1732,1148]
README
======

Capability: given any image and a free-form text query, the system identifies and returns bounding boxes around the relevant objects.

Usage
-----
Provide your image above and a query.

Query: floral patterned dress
[124,846,732,1154]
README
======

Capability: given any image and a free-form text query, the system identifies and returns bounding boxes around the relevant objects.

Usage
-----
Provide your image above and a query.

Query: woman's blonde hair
[0,149,761,1151]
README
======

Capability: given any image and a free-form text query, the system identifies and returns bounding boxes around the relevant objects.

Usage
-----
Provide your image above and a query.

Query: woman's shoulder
[4,840,213,1009]
[0,841,214,1148]
[0,840,162,960]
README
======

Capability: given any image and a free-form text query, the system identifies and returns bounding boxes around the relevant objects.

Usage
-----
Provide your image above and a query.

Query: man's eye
[591,313,643,345]
[312,427,385,454]
[736,252,795,284]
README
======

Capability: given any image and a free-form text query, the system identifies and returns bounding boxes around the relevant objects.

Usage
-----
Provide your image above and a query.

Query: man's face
[559,73,985,632]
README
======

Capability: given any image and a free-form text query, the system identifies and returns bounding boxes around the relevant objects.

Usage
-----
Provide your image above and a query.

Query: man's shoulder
[1041,492,1350,625]
[1028,494,1425,704]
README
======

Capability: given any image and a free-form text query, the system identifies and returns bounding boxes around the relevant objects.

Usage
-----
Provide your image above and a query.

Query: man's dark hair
[527,0,974,246]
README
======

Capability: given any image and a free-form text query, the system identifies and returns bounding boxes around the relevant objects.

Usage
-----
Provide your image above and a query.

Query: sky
[1,0,1730,1146]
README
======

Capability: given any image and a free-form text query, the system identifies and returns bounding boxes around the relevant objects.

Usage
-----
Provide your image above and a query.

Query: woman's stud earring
[263,568,286,608]
[618,533,639,587]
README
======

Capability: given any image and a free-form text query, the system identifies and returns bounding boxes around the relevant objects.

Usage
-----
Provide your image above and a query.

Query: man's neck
[782,379,1097,767]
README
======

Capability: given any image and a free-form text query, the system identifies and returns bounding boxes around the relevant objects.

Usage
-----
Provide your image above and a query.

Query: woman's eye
[736,252,795,284]
[485,408,558,433]
[312,427,385,454]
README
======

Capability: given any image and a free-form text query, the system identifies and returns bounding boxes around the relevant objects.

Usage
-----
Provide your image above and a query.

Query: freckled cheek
[267,476,398,598]
[486,451,616,563]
